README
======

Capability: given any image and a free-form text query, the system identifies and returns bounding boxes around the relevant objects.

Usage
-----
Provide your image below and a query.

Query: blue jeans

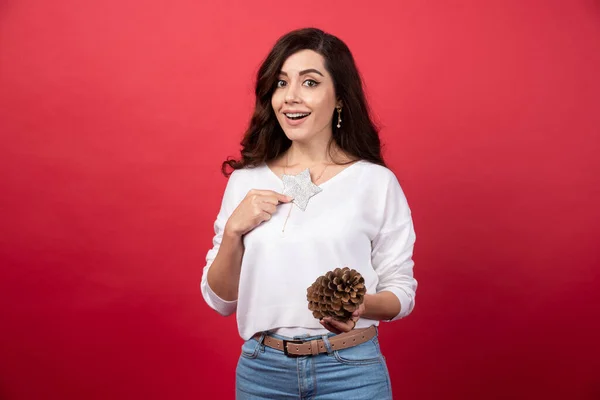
[235,328,393,399]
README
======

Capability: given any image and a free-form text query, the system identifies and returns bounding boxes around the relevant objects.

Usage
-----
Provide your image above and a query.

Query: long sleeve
[371,172,417,321]
[200,170,242,316]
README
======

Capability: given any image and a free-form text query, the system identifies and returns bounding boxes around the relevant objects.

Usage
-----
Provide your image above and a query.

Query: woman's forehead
[281,50,327,74]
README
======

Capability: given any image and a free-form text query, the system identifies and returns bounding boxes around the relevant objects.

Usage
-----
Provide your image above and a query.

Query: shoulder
[357,161,413,224]
[223,163,268,198]
[356,160,400,186]
[228,163,266,183]
[356,161,410,207]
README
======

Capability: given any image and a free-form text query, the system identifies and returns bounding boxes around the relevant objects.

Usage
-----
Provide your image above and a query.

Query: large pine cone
[306,267,366,321]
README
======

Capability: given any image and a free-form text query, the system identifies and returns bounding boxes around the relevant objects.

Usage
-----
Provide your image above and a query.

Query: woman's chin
[283,130,312,142]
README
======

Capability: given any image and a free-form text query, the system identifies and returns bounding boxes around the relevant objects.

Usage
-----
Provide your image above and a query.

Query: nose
[284,82,301,104]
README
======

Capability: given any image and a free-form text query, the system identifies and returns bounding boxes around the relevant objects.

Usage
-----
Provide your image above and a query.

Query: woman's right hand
[224,189,293,237]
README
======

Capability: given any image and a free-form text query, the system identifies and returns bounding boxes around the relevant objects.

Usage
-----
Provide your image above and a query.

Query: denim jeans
[235,328,393,399]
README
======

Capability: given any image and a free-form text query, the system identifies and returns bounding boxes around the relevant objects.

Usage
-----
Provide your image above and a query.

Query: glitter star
[281,168,322,211]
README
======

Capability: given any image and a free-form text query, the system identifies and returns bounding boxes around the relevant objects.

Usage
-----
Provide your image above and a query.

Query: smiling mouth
[284,112,311,120]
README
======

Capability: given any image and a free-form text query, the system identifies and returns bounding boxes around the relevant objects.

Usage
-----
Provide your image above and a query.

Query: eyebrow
[279,68,324,77]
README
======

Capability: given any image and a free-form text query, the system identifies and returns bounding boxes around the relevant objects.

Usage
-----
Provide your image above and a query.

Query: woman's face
[271,49,340,144]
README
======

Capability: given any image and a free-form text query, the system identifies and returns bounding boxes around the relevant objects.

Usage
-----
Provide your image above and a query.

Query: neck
[286,134,337,166]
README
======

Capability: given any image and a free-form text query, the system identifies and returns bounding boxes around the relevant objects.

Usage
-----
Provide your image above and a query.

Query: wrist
[361,292,399,321]
[223,223,242,240]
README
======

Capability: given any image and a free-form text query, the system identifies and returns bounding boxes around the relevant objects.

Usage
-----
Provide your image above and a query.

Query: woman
[201,27,417,399]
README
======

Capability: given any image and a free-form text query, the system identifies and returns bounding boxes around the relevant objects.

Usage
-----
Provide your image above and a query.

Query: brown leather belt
[253,325,377,357]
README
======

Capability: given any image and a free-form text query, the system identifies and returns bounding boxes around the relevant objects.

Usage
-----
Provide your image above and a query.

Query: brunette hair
[222,27,385,176]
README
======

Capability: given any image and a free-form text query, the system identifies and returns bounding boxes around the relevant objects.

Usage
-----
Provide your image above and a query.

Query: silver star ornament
[281,168,322,211]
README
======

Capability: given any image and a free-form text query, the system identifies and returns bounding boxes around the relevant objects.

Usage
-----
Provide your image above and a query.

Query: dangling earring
[336,107,342,128]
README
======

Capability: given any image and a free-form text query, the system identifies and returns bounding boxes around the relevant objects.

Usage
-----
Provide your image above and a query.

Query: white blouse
[201,160,417,340]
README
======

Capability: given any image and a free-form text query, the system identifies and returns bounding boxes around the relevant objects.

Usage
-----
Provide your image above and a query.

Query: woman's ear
[336,99,343,109]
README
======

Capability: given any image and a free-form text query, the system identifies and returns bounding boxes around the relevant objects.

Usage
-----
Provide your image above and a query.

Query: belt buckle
[282,339,304,357]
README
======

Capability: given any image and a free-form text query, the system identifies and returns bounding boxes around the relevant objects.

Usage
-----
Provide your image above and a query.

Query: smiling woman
[272,52,339,137]
[221,27,386,175]
[201,27,417,400]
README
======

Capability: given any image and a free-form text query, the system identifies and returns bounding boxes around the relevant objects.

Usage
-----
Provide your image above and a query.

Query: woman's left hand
[319,303,365,334]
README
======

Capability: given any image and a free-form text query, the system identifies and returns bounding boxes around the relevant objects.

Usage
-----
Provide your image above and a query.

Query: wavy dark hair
[222,27,385,176]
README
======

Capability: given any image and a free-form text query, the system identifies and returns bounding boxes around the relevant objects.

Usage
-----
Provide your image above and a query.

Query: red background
[1,0,599,399]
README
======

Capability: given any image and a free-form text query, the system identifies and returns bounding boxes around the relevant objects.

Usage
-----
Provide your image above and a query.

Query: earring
[336,107,342,128]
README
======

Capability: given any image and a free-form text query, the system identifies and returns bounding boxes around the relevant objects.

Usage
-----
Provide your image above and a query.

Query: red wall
[1,1,599,399]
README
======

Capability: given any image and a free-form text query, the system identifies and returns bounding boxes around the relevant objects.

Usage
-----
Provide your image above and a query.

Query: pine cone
[306,267,366,321]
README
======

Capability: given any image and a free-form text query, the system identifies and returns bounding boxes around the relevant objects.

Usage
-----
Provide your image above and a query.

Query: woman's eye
[303,79,318,87]
[276,80,287,88]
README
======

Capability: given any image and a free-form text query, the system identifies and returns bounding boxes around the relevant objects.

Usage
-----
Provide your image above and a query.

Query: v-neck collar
[263,160,364,188]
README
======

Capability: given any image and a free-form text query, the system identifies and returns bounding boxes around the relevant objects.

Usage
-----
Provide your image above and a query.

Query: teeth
[285,112,310,118]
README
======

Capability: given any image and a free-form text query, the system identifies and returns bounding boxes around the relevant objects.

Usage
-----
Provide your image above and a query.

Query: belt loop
[321,335,333,354]
[257,332,266,351]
